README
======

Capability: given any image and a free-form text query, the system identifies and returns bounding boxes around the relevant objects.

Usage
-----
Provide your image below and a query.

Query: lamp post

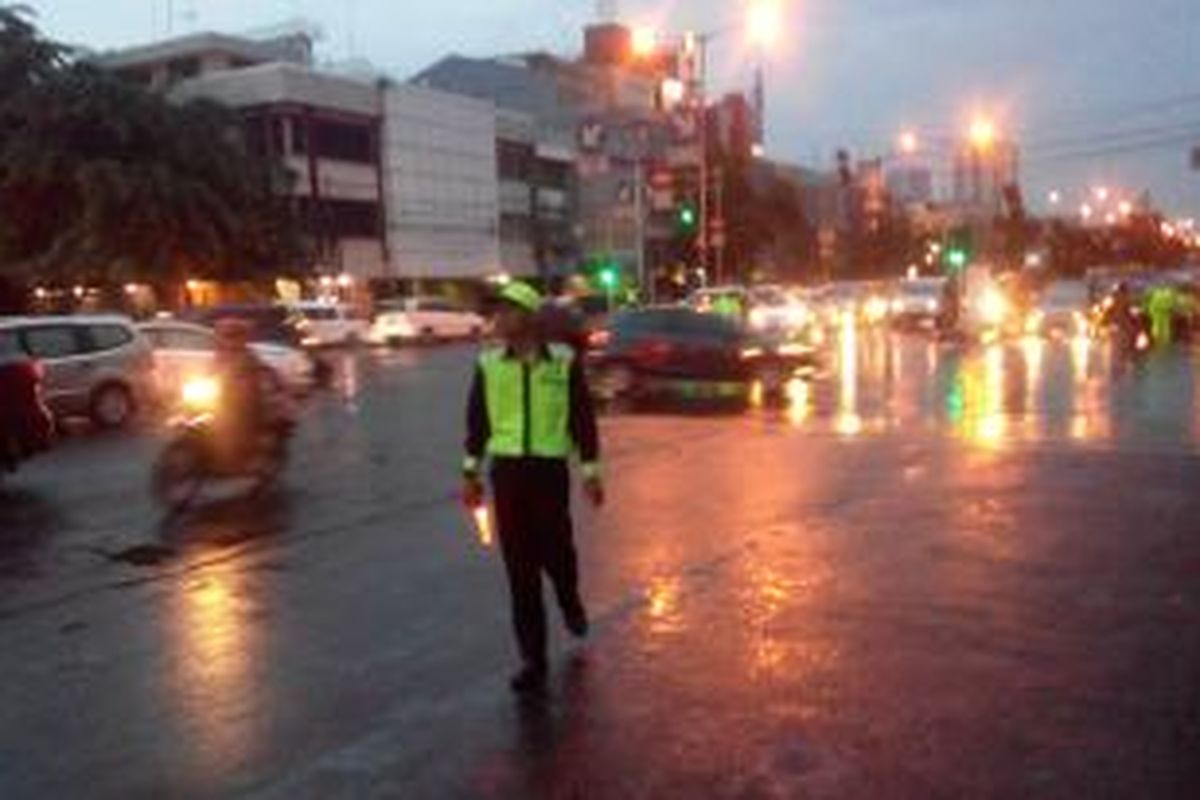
[632,1,783,287]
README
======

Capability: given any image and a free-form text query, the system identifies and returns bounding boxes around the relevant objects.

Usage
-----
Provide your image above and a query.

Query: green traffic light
[678,203,698,231]
[946,249,968,270]
[599,268,618,288]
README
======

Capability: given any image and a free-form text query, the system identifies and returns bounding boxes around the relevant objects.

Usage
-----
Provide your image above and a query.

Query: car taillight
[24,359,44,383]
[588,329,612,349]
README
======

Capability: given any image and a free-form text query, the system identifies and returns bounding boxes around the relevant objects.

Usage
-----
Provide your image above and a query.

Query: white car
[890,277,946,330]
[137,321,316,400]
[369,297,485,346]
[286,302,369,348]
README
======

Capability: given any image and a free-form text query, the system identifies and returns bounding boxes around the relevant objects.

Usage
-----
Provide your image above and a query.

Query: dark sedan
[585,307,816,403]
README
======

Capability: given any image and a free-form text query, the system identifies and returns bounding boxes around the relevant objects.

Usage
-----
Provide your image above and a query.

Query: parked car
[586,307,817,402]
[286,302,369,347]
[137,321,317,400]
[0,330,54,477]
[369,297,485,345]
[0,316,154,428]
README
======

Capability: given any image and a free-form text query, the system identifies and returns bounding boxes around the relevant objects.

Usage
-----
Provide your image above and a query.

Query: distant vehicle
[586,306,816,403]
[689,286,749,319]
[1027,280,1090,338]
[0,316,154,429]
[0,331,54,478]
[889,277,946,330]
[745,285,812,334]
[286,302,369,348]
[812,281,890,327]
[369,297,485,345]
[137,321,317,399]
[185,305,304,348]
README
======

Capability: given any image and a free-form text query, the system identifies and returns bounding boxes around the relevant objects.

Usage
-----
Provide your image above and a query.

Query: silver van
[0,316,155,428]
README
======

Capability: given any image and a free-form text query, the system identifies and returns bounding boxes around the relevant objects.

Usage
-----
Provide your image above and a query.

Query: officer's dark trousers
[491,457,580,668]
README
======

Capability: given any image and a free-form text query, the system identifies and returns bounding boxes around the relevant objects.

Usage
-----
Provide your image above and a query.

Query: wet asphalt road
[2,332,1199,799]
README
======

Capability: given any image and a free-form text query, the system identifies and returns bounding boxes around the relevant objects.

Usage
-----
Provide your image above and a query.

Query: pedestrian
[461,280,604,695]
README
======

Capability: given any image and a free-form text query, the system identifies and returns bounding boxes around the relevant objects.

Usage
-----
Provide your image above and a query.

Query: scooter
[151,375,293,512]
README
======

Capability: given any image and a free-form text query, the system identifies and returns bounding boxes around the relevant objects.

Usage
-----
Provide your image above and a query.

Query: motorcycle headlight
[181,376,221,411]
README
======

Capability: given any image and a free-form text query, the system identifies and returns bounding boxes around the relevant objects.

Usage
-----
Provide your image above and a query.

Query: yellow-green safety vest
[479,344,576,459]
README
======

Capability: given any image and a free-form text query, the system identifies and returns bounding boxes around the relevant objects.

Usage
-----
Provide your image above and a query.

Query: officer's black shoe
[509,664,548,695]
[562,598,589,639]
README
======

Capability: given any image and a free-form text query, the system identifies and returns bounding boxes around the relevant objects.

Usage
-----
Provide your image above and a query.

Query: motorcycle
[151,374,293,511]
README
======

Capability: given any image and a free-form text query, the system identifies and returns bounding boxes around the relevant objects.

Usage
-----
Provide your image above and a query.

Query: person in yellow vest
[462,281,604,694]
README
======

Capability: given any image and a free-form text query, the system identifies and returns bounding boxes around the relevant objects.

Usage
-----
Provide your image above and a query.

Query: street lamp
[968,116,996,151]
[631,26,658,58]
[899,130,919,156]
[747,0,784,49]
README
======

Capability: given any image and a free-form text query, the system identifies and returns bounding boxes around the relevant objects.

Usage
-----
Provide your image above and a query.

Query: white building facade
[382,85,502,282]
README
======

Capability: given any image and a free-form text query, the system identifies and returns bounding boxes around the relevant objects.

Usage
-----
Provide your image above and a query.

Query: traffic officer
[462,280,604,694]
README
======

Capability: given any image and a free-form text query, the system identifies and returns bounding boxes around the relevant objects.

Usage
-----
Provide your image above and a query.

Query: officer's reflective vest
[479,344,575,459]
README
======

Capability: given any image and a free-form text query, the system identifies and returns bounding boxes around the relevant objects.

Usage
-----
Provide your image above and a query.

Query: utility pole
[634,157,647,303]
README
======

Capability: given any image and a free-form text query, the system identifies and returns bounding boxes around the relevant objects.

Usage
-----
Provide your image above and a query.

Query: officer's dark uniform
[463,337,600,677]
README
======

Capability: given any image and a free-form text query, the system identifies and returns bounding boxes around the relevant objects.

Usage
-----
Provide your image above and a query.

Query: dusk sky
[25,0,1200,216]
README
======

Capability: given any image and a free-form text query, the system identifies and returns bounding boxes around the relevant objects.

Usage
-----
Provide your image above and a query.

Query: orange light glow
[747,0,784,49]
[472,505,493,548]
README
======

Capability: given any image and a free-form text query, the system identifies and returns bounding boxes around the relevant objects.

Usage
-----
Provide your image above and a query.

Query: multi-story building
[97,32,389,281]
[382,84,501,287]
[414,23,682,288]
[98,31,518,290]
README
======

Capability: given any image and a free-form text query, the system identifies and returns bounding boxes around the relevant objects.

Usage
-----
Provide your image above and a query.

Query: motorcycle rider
[211,318,290,467]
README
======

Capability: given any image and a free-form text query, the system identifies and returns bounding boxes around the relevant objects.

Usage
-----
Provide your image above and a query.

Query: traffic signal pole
[697,34,711,286]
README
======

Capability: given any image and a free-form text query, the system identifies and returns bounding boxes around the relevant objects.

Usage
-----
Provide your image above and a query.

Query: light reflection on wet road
[769,329,1200,451]
[1,338,1198,798]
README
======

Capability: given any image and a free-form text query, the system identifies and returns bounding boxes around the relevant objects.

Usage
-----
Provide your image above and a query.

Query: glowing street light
[1094,186,1110,202]
[631,26,658,58]
[747,0,784,49]
[899,130,919,155]
[969,116,997,151]
[1118,200,1133,217]
[1080,204,1094,221]
[1048,190,1062,205]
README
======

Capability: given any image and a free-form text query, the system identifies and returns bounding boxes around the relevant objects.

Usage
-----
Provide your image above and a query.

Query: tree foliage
[0,6,304,287]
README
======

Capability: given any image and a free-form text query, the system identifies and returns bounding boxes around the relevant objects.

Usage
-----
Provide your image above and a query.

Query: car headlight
[749,309,769,329]
[979,288,1009,325]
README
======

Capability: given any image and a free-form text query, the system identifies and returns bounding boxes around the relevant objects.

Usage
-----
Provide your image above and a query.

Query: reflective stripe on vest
[479,344,575,459]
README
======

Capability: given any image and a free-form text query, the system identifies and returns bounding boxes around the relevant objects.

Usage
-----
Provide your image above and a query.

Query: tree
[0,8,305,294]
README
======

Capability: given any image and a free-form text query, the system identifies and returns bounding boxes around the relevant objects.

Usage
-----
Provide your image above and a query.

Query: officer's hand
[583,477,606,508]
[461,476,485,509]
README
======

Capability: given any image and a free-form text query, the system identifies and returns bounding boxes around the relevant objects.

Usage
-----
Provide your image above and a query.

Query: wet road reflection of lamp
[835,313,863,436]
[785,378,812,427]
[645,576,684,637]
[169,563,259,774]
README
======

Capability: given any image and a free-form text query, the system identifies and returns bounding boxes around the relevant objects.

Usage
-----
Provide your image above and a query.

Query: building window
[299,199,381,239]
[294,118,375,164]
[535,158,571,190]
[500,213,532,243]
[167,57,201,82]
[497,140,533,182]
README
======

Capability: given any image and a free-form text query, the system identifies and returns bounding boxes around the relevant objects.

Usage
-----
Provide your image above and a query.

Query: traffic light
[599,265,619,290]
[944,226,973,272]
[677,201,698,234]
